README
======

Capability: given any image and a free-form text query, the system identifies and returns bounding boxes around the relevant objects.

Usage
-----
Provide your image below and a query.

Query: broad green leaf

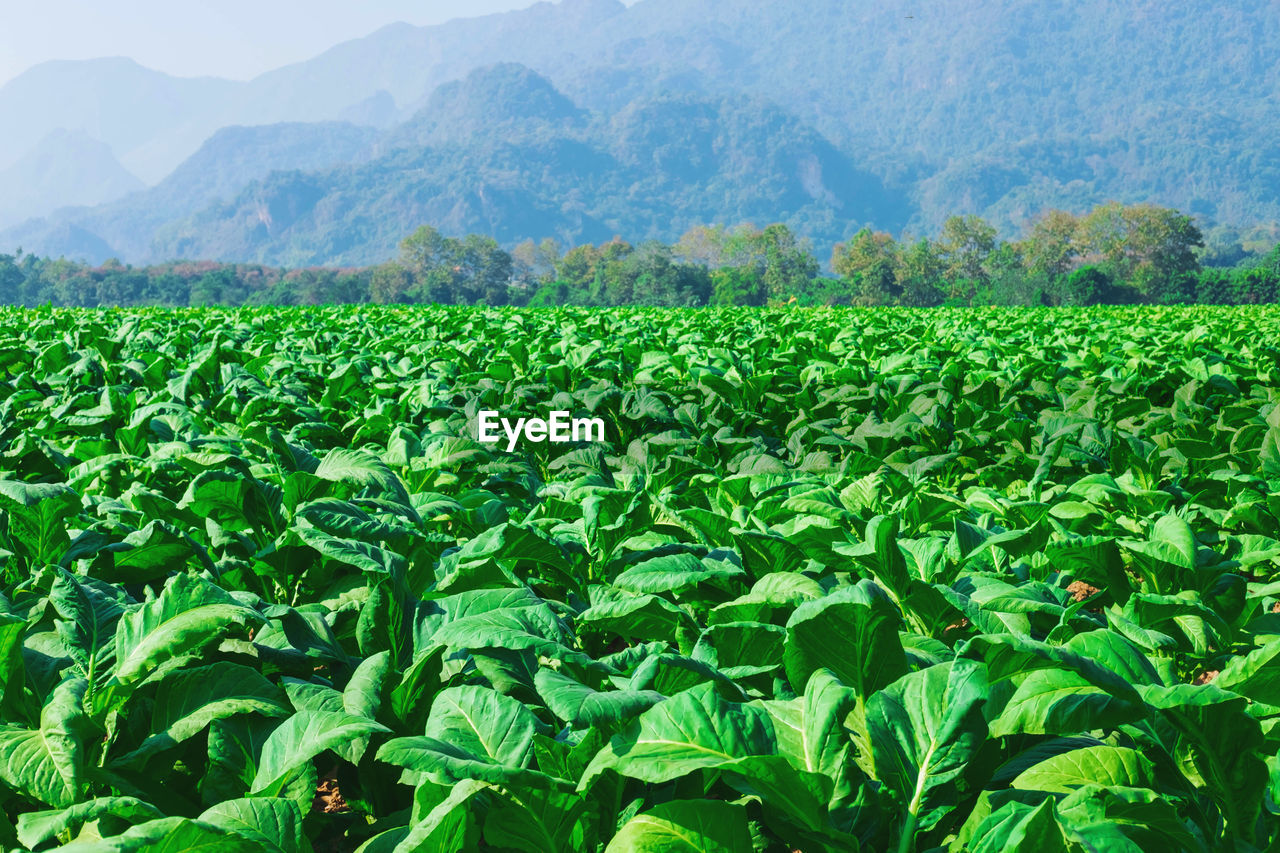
[536,668,664,727]
[389,647,445,733]
[1121,514,1198,592]
[176,470,261,532]
[694,621,785,674]
[865,514,909,594]
[107,521,197,581]
[484,787,592,853]
[345,650,393,719]
[720,754,834,834]
[296,498,415,542]
[605,800,751,853]
[430,609,597,670]
[583,682,776,786]
[1062,630,1160,687]
[579,589,697,642]
[0,480,80,565]
[111,573,264,687]
[314,448,415,513]
[1215,637,1280,705]
[203,716,306,804]
[708,572,824,625]
[1011,745,1157,793]
[966,798,1072,853]
[389,779,486,852]
[199,797,313,853]
[759,668,862,806]
[425,685,540,768]
[377,737,568,790]
[0,612,25,712]
[16,797,164,849]
[961,634,1144,705]
[50,568,126,696]
[784,579,907,698]
[283,679,344,714]
[0,676,88,807]
[296,527,406,575]
[1057,785,1201,852]
[991,668,1145,737]
[611,549,746,595]
[54,816,258,852]
[121,662,290,763]
[868,659,987,836]
[1139,682,1266,842]
[251,710,388,795]
[451,523,572,574]
[626,652,744,699]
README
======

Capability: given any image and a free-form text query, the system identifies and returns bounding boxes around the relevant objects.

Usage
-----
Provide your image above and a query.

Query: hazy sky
[0,1,546,87]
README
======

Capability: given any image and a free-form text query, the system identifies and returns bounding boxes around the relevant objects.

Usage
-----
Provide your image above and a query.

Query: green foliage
[1060,266,1113,306]
[3,202,1280,310]
[4,301,1280,849]
[710,266,764,307]
[397,227,512,305]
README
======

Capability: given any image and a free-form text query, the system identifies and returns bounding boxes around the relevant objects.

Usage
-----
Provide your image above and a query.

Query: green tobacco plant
[1,305,1280,850]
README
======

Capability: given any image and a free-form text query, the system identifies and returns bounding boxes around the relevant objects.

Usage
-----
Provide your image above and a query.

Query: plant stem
[897,809,919,853]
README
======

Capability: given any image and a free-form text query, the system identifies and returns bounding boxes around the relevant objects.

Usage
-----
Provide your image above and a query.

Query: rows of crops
[2,305,1280,851]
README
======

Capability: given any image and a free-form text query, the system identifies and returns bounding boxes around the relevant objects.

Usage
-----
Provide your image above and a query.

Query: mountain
[338,91,401,129]
[199,0,1278,232]
[4,122,378,262]
[0,0,629,190]
[387,63,583,148]
[0,58,241,182]
[0,130,143,229]
[150,66,893,267]
[544,0,1280,230]
[2,0,1279,262]
[229,0,627,119]
[5,64,891,267]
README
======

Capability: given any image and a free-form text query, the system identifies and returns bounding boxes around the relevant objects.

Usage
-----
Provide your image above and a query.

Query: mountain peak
[6,56,149,83]
[0,130,142,229]
[393,63,582,148]
[430,63,579,120]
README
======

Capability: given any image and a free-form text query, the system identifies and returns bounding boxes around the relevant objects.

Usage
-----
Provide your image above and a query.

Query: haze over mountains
[2,0,1277,266]
[0,129,143,230]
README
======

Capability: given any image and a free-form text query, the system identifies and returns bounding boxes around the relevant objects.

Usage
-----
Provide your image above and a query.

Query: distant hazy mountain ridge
[2,0,1277,265]
[148,67,892,267]
[0,129,143,229]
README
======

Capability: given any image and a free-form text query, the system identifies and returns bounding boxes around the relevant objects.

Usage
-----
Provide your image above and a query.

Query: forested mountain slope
[151,66,895,267]
[2,0,1277,262]
[3,123,379,262]
[0,130,143,229]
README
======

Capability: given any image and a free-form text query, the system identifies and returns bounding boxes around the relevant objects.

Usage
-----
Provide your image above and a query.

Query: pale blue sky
[0,1,547,86]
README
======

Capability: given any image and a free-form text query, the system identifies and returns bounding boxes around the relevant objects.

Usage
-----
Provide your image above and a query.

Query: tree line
[2,202,1278,309]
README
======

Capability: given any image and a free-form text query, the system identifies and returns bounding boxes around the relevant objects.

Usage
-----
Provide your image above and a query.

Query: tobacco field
[2,304,1280,852]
